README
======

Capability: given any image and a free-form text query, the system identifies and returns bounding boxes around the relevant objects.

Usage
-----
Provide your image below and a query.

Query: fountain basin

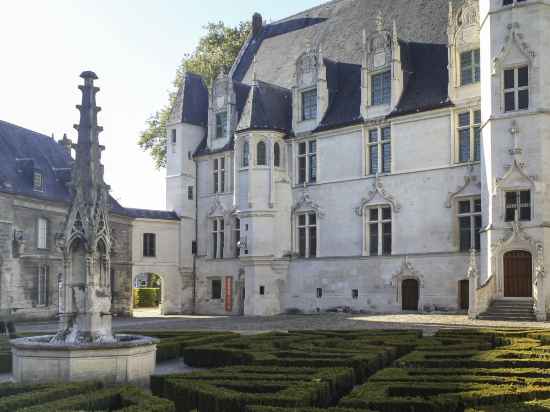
[10,334,158,386]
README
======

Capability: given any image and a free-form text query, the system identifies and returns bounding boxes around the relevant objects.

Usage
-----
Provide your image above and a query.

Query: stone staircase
[478,298,537,321]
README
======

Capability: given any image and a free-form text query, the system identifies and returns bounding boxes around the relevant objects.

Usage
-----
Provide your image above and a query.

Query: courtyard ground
[16,311,550,335]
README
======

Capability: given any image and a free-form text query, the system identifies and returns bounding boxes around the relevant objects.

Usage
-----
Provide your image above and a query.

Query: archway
[504,251,532,297]
[132,272,163,317]
[402,279,419,311]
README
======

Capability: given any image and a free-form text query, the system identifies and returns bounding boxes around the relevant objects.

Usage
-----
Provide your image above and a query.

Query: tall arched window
[274,142,281,167]
[257,141,267,166]
[242,142,249,168]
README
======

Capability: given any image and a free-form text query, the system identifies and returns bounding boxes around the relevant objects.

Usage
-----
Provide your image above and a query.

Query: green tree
[139,21,251,169]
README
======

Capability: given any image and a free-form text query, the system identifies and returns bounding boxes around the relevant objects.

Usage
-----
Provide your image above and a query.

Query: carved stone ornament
[445,166,480,208]
[292,191,325,218]
[492,23,536,75]
[12,230,25,257]
[208,196,228,218]
[535,243,545,284]
[466,249,479,279]
[355,176,401,216]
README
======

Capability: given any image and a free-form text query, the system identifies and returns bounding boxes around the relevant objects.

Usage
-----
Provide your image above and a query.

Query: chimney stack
[252,13,263,37]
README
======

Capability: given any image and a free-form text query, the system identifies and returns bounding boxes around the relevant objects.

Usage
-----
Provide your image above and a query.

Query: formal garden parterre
[3,328,550,411]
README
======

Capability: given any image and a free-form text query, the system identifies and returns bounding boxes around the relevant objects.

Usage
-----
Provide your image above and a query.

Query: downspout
[192,159,198,314]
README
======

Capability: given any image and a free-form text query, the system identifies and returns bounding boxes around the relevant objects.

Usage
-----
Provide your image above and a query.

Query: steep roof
[169,72,209,126]
[0,120,179,221]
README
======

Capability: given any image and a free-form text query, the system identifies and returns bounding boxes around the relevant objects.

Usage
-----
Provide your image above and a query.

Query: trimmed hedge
[245,407,368,412]
[19,385,174,411]
[133,288,161,308]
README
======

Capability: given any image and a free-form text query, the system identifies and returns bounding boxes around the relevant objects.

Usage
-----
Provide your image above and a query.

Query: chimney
[252,13,263,37]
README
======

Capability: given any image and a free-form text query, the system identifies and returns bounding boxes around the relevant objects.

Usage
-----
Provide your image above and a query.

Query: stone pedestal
[11,335,157,387]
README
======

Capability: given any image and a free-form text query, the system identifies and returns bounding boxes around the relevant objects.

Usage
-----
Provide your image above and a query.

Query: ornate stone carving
[466,249,479,280]
[492,23,536,75]
[445,166,479,208]
[535,243,545,283]
[391,256,424,287]
[355,176,401,216]
[292,191,325,218]
[12,230,25,257]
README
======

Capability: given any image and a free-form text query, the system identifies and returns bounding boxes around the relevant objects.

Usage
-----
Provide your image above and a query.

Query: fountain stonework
[10,72,157,386]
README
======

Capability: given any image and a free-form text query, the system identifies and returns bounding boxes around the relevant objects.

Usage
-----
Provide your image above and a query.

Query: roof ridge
[0,119,54,140]
[273,0,344,24]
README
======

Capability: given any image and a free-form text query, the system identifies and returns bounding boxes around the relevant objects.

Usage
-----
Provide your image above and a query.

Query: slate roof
[124,208,179,221]
[236,81,292,133]
[169,73,209,126]
[0,120,179,221]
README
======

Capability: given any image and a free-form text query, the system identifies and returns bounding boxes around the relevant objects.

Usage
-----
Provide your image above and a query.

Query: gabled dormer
[361,12,403,120]
[291,46,329,134]
[448,0,481,105]
[208,72,238,151]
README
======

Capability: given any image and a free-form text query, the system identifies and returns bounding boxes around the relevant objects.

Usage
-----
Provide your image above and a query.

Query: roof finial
[392,20,398,44]
[376,10,384,32]
[448,1,453,24]
[362,28,367,50]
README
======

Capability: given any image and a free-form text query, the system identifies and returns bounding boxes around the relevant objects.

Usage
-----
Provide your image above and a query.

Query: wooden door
[459,279,469,310]
[402,279,419,311]
[504,251,532,297]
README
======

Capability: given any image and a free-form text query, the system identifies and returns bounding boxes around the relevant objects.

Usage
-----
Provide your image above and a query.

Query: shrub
[133,288,161,307]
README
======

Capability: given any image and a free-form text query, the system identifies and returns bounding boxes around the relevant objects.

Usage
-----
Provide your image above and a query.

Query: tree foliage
[138,21,251,169]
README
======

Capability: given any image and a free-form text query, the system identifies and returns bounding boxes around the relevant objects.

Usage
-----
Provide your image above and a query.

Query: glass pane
[518,89,529,110]
[474,127,481,161]
[298,157,306,183]
[474,215,481,251]
[309,141,316,153]
[381,127,391,140]
[382,222,391,255]
[371,71,391,105]
[213,220,217,231]
[298,142,306,155]
[309,153,317,183]
[299,228,306,257]
[459,217,471,252]
[302,89,317,121]
[474,198,481,213]
[459,200,471,214]
[369,146,378,175]
[369,208,378,221]
[505,207,516,222]
[504,92,515,112]
[257,141,266,165]
[505,191,517,206]
[274,143,280,167]
[504,69,515,89]
[520,190,530,204]
[518,66,528,87]
[474,110,481,125]
[460,51,472,67]
[220,232,224,259]
[382,143,391,173]
[461,66,472,85]
[459,129,470,163]
[369,223,378,255]
[474,49,480,64]
[458,112,470,127]
[382,207,391,220]
[213,233,217,258]
[369,129,378,143]
[309,227,317,257]
[308,213,317,225]
[520,206,531,221]
[298,214,306,226]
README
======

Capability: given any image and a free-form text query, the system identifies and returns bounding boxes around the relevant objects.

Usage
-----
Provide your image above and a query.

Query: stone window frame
[460,48,481,86]
[504,189,531,222]
[211,217,225,260]
[456,196,482,252]
[37,217,49,250]
[212,156,226,194]
[364,204,392,257]
[502,65,529,113]
[366,125,392,176]
[454,107,481,164]
[295,139,317,185]
[36,264,49,307]
[295,211,319,259]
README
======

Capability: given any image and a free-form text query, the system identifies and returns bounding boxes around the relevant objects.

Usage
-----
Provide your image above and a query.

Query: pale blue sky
[0,0,323,210]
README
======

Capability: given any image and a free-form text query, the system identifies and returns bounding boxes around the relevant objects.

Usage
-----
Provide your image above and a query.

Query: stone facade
[167,0,550,319]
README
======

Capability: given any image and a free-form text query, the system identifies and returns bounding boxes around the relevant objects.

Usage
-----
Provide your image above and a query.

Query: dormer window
[33,171,44,192]
[460,49,480,86]
[301,89,317,121]
[215,112,227,139]
[504,66,529,112]
[371,71,391,106]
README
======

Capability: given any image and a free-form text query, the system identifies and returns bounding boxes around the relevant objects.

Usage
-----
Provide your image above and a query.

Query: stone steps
[478,299,536,322]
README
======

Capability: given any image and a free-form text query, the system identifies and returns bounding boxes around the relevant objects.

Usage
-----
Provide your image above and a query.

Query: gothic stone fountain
[10,72,157,386]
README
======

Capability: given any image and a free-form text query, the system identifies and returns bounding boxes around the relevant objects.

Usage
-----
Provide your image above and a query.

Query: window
[212,218,225,259]
[33,171,44,192]
[188,151,192,160]
[457,109,481,163]
[188,186,194,200]
[274,142,281,167]
[37,218,48,250]
[371,71,391,106]
[297,212,317,258]
[213,157,226,193]
[504,66,529,112]
[242,142,249,168]
[316,288,323,298]
[352,289,359,300]
[171,129,176,153]
[505,190,531,222]
[234,218,241,258]
[367,206,392,256]
[503,0,527,5]
[257,141,267,166]
[457,197,481,252]
[367,127,391,175]
[460,49,480,86]
[297,140,317,184]
[215,112,227,139]
[211,279,222,299]
[302,89,317,121]
[259,286,265,295]
[143,233,156,257]
[37,265,49,306]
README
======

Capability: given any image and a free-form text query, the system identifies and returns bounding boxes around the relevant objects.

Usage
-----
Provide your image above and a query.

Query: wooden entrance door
[402,279,419,311]
[459,279,469,310]
[504,251,532,297]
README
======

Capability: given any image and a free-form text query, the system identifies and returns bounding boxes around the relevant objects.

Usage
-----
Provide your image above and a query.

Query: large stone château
[1,0,549,320]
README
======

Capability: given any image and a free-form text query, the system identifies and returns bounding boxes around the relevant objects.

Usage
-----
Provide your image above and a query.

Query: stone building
[0,78,183,320]
[166,0,550,319]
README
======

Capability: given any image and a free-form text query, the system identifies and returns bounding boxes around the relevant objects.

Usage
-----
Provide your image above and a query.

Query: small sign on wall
[225,277,233,312]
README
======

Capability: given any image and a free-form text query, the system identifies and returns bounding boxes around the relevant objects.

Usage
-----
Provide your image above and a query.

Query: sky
[0,0,323,210]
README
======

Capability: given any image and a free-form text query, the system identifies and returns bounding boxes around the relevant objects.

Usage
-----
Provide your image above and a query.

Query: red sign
[225,277,233,312]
